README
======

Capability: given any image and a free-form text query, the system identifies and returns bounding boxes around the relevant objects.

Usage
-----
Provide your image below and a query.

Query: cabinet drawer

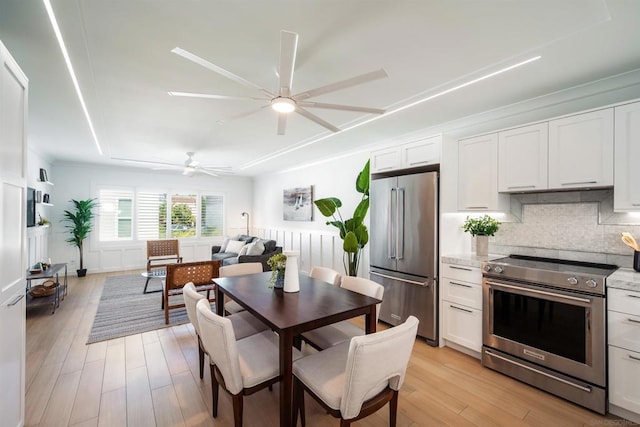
[608,288,640,315]
[441,278,482,310]
[442,302,482,353]
[442,263,482,284]
[608,310,640,353]
[609,345,640,414]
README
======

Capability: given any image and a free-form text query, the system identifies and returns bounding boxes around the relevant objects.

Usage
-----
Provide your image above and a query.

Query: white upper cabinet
[548,109,613,190]
[371,135,440,173]
[498,123,548,192]
[458,133,509,212]
[614,101,640,211]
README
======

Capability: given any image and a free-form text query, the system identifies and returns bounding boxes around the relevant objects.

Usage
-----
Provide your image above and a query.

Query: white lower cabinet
[441,263,483,355]
[608,287,640,422]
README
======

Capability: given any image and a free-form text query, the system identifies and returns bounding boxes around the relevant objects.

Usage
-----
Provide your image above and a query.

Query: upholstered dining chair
[309,266,341,286]
[293,316,419,427]
[183,282,269,379]
[163,260,220,325]
[196,299,303,426]
[219,262,263,315]
[301,276,384,350]
[145,239,182,293]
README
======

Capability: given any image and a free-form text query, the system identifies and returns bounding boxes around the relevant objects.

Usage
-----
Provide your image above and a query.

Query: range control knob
[567,276,579,285]
[586,279,598,288]
[484,265,492,272]
[494,266,504,273]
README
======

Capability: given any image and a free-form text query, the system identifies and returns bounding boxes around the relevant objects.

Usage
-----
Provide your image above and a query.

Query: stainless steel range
[481,255,617,414]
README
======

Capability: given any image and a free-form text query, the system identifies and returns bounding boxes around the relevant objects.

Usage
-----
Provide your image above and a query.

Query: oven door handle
[485,281,592,304]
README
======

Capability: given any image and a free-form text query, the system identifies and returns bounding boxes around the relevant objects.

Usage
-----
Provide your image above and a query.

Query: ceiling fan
[112,152,232,177]
[169,30,388,135]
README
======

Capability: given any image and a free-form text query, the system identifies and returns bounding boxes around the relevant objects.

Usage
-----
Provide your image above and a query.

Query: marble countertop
[441,253,503,269]
[607,268,640,292]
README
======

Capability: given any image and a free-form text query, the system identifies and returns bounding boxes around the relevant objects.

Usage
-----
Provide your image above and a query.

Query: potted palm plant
[63,198,98,277]
[314,160,370,276]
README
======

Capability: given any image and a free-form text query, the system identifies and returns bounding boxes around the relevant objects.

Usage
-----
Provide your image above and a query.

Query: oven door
[483,278,605,386]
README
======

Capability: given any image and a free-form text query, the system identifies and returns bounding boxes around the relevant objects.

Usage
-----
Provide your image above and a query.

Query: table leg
[365,305,377,334]
[215,287,224,316]
[279,331,294,427]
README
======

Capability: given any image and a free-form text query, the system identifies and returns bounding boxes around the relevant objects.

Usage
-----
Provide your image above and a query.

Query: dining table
[214,271,381,427]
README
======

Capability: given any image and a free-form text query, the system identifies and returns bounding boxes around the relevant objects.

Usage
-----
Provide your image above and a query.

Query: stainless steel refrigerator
[369,171,438,345]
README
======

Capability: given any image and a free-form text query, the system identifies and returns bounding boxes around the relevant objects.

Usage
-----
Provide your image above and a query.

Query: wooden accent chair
[145,239,182,294]
[183,283,268,379]
[301,276,384,350]
[163,260,220,325]
[293,316,419,427]
[309,266,342,286]
[196,299,303,426]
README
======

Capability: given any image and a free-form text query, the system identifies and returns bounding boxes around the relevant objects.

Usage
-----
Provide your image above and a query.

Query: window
[170,193,197,238]
[98,189,134,241]
[138,192,167,240]
[201,195,224,237]
[97,188,223,242]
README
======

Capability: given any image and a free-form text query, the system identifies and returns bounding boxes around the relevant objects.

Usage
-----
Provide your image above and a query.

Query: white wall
[49,161,253,274]
[252,151,371,276]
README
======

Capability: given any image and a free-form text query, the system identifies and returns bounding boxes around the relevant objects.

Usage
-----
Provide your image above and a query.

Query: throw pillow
[220,235,238,252]
[245,240,265,256]
[238,245,249,256]
[224,239,246,254]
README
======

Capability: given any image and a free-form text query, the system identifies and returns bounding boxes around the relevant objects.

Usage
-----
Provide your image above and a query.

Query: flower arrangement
[462,215,500,236]
[267,253,287,286]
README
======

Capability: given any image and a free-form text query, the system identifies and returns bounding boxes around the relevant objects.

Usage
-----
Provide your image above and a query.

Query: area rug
[86,274,211,344]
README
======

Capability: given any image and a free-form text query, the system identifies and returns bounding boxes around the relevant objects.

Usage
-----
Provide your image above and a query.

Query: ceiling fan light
[271,97,296,113]
[183,166,196,175]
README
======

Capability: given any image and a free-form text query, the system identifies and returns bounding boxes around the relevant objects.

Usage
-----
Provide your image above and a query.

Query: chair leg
[211,364,219,417]
[198,342,204,379]
[293,377,306,427]
[164,293,169,325]
[232,393,243,427]
[340,419,351,427]
[389,390,398,427]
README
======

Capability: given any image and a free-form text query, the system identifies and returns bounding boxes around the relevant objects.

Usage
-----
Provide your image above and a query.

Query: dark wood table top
[214,272,381,333]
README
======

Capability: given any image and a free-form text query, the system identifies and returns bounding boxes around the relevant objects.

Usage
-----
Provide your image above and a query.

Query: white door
[0,41,28,427]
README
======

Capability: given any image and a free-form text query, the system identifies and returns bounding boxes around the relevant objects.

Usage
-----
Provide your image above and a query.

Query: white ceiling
[1,0,639,176]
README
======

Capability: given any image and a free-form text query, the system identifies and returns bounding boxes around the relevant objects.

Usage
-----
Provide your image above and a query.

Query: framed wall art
[283,186,313,221]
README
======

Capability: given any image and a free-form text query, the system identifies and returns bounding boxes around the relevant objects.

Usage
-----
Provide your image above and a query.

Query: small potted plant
[267,253,287,288]
[462,215,500,256]
[62,198,98,277]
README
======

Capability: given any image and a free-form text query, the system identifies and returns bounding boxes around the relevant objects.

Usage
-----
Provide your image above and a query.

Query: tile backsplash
[491,201,640,268]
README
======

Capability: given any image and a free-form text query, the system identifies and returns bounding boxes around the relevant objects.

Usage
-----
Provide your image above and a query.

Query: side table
[141,268,166,294]
[25,263,68,314]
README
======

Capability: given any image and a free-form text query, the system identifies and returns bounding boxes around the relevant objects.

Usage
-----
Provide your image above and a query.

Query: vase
[274,270,285,288]
[476,235,489,257]
[283,251,300,293]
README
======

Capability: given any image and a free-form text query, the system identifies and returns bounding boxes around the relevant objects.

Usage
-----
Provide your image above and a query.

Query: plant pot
[77,269,87,277]
[273,270,285,289]
[476,235,489,257]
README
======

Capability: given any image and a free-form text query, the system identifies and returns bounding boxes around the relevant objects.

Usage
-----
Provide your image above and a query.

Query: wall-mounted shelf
[38,180,54,186]
[41,202,53,207]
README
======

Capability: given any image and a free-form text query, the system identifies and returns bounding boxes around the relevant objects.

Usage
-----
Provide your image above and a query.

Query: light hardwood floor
[25,271,631,427]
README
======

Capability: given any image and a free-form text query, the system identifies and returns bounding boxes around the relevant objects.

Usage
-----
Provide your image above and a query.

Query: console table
[25,263,67,314]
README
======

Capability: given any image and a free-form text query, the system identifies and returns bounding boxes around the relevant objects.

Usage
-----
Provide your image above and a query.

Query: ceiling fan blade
[295,107,340,133]
[219,105,269,124]
[171,47,274,97]
[111,157,181,168]
[297,101,385,114]
[277,113,288,135]
[168,91,268,101]
[293,68,388,101]
[278,30,298,96]
[197,169,220,177]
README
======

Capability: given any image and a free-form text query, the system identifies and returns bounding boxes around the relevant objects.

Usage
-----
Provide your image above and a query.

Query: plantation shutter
[137,192,167,240]
[201,195,224,237]
[98,189,134,241]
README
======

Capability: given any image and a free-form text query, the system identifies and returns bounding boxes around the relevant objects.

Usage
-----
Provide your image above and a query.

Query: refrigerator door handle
[388,188,396,259]
[397,187,404,260]
[369,271,431,286]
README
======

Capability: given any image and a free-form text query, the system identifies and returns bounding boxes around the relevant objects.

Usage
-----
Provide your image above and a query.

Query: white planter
[476,235,489,256]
